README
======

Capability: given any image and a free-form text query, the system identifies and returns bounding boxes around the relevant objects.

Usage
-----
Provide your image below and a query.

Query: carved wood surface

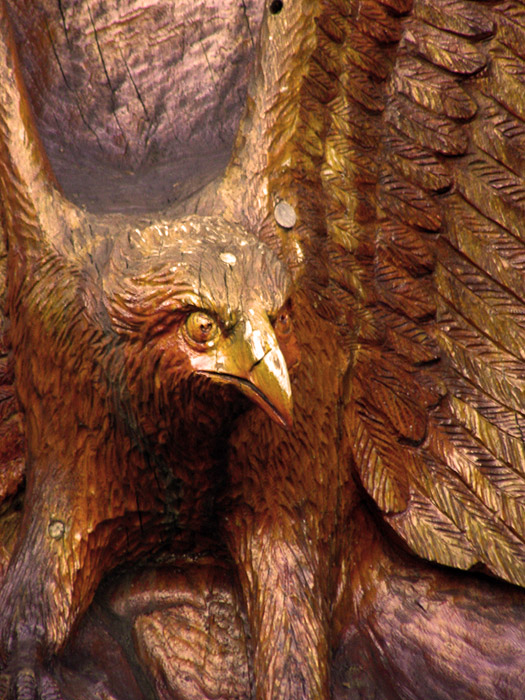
[1,1,525,699]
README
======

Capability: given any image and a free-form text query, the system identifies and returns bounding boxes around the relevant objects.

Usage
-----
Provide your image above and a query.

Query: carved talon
[37,675,62,700]
[0,669,63,700]
[14,668,36,700]
[0,674,9,700]
[0,657,63,700]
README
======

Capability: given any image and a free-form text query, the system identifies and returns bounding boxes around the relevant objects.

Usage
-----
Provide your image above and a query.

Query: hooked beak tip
[274,407,294,431]
[198,346,293,430]
[247,345,293,430]
[195,315,294,431]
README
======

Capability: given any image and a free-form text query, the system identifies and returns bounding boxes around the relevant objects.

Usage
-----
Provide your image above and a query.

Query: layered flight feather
[218,0,525,587]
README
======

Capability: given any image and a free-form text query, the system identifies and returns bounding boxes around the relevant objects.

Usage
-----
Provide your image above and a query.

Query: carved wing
[0,0,77,575]
[351,0,525,586]
[0,232,24,574]
[217,0,525,587]
[0,1,31,572]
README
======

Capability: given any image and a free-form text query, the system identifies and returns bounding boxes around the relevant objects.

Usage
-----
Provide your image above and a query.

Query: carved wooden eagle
[1,0,525,699]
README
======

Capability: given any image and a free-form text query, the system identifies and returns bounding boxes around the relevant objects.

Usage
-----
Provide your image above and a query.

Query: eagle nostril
[250,347,272,373]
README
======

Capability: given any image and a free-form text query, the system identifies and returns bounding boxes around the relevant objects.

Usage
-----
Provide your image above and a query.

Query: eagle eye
[273,309,292,337]
[185,311,219,346]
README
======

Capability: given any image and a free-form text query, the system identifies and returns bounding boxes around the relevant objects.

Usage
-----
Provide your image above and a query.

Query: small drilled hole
[269,0,283,14]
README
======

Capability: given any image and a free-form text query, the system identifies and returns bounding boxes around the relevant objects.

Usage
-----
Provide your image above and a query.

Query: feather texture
[2,1,525,697]
[220,0,525,590]
[362,0,525,586]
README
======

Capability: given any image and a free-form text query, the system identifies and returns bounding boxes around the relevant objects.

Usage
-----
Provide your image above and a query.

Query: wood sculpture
[1,0,525,699]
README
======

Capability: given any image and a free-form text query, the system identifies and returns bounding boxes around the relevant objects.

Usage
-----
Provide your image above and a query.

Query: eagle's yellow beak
[195,309,293,429]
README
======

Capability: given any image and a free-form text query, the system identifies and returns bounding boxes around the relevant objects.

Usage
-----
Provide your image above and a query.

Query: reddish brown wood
[1,1,525,699]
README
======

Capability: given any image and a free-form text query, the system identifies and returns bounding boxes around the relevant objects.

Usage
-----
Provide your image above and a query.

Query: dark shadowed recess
[5,0,264,213]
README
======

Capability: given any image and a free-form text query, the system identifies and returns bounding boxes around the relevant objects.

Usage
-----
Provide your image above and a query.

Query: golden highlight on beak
[236,344,293,429]
[196,311,293,429]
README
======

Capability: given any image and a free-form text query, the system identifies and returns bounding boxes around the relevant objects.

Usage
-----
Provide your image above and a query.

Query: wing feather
[346,396,411,515]
[413,0,494,38]
[0,234,24,576]
[0,0,81,575]
[218,0,525,586]
[404,18,487,73]
[369,0,525,585]
[393,54,478,119]
[497,1,525,59]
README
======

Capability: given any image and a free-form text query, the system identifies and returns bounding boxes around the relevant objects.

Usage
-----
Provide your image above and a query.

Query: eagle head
[103,216,296,440]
